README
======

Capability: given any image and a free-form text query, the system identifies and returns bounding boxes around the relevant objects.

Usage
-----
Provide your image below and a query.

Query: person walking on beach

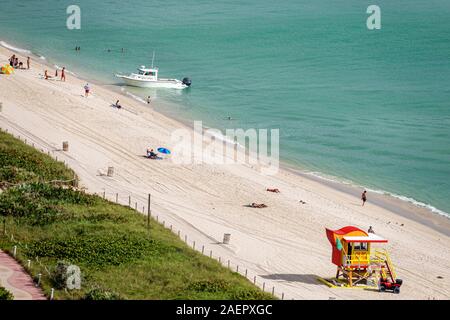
[147,96,151,104]
[84,83,90,97]
[61,67,66,82]
[368,226,375,234]
[361,190,367,206]
[27,57,30,70]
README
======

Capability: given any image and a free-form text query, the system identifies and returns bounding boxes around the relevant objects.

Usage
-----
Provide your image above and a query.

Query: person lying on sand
[266,188,280,193]
[250,203,267,208]
[146,148,159,159]
[113,100,122,109]
[299,200,306,204]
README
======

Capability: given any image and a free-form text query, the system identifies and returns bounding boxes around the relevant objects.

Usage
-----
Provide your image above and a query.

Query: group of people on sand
[44,67,66,81]
[9,54,30,70]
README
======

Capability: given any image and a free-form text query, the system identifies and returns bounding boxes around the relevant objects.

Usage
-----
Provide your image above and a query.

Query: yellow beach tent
[1,65,14,75]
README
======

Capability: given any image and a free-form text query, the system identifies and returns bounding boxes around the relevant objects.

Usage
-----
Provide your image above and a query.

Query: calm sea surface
[1,0,449,215]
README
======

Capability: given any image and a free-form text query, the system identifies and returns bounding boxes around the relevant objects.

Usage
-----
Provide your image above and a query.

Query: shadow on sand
[261,274,321,285]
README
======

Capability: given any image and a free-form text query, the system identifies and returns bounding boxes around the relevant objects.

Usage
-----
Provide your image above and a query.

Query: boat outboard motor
[182,77,192,87]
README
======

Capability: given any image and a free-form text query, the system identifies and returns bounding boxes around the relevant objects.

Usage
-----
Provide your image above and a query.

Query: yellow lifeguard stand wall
[324,226,397,288]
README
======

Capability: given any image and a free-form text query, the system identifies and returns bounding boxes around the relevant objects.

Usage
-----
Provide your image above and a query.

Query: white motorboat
[116,65,191,89]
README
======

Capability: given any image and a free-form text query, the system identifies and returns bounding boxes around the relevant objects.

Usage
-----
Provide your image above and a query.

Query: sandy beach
[1,46,450,300]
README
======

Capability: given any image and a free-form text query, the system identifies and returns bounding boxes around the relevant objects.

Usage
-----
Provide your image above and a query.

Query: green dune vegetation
[0,130,273,300]
[0,286,14,300]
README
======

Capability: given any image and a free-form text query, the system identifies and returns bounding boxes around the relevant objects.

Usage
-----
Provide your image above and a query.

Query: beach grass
[0,131,273,300]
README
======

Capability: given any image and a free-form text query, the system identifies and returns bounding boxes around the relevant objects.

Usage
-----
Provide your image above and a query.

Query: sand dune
[1,46,450,300]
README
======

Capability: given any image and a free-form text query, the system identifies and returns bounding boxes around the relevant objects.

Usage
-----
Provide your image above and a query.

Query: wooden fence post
[147,194,151,230]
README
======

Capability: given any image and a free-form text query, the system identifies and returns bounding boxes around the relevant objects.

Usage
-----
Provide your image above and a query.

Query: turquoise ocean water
[1,0,449,216]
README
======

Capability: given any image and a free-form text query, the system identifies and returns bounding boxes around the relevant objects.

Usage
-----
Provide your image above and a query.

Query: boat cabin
[137,66,158,79]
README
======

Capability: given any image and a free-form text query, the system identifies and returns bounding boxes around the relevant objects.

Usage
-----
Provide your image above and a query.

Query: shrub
[0,132,75,183]
[0,287,14,300]
[0,187,59,225]
[230,288,272,300]
[11,183,95,205]
[83,286,122,300]
[26,236,161,266]
[0,166,38,187]
[52,261,70,289]
[188,279,229,292]
[0,183,96,225]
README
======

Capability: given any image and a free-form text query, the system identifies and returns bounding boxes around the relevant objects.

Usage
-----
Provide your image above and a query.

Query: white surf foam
[303,171,450,219]
[124,91,147,104]
[54,64,76,76]
[0,40,31,54]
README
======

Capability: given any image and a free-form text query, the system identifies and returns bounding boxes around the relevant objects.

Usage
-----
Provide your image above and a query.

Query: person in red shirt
[61,67,66,82]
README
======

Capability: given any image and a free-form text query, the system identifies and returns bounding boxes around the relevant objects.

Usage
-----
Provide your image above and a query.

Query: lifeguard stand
[322,226,401,293]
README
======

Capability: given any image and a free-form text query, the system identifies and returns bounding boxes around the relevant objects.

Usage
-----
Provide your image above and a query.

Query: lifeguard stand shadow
[261,274,321,285]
